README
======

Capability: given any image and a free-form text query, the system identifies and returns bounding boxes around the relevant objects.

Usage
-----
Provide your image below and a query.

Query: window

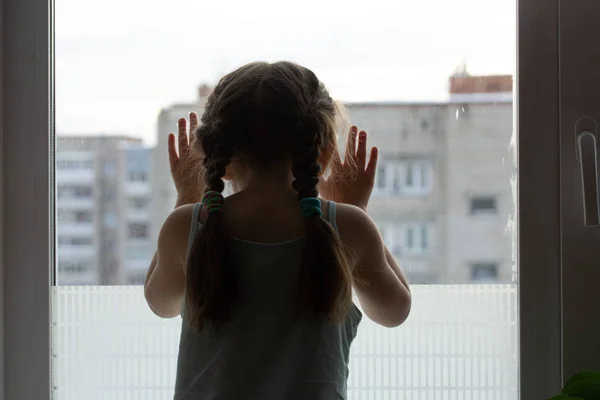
[75,211,93,222]
[378,222,430,256]
[58,210,93,223]
[128,171,148,182]
[376,164,387,189]
[129,197,148,209]
[404,223,430,254]
[58,236,93,246]
[57,185,93,198]
[58,260,94,273]
[56,159,93,169]
[403,161,432,193]
[470,263,499,283]
[128,223,149,239]
[376,160,433,195]
[7,0,592,398]
[470,195,497,215]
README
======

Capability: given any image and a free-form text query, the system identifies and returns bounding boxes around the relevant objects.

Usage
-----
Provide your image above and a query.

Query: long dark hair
[186,61,353,331]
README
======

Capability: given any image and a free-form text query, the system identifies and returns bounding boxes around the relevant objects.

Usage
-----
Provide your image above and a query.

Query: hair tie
[300,197,322,218]
[201,191,225,214]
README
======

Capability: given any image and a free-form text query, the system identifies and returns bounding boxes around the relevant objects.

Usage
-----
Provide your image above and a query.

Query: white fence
[51,285,518,400]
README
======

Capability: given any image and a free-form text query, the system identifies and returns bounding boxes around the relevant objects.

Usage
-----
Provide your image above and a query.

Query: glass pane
[52,0,517,398]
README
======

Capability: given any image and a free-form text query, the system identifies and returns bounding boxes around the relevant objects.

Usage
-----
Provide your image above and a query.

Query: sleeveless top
[174,201,362,400]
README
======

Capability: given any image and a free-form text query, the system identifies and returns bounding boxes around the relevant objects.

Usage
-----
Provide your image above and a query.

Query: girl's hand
[168,112,204,206]
[320,126,378,211]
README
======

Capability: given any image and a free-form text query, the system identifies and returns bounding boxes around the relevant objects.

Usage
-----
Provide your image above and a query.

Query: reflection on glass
[53,0,517,397]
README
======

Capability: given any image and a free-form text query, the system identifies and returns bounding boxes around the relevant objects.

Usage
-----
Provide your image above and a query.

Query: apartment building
[150,73,515,284]
[56,136,152,285]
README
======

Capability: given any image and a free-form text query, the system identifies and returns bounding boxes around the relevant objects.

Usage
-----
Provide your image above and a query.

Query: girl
[144,61,412,400]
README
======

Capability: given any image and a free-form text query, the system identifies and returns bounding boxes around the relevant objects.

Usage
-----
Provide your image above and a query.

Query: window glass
[53,0,518,397]
[470,195,498,215]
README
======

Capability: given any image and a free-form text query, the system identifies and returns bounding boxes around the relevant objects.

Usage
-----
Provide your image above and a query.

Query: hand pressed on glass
[168,112,205,206]
[320,126,378,211]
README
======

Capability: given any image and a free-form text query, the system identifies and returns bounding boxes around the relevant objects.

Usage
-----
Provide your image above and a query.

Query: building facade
[150,74,515,284]
[56,136,152,285]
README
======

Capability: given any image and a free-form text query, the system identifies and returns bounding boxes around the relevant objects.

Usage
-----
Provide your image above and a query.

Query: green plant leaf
[549,395,585,400]
[562,371,600,399]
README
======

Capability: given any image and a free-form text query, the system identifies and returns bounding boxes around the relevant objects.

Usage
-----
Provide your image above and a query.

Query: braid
[186,124,236,332]
[291,117,321,200]
[291,116,352,320]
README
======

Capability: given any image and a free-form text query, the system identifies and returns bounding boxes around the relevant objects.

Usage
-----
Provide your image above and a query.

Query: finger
[356,131,367,170]
[168,133,179,169]
[189,112,199,139]
[344,126,358,163]
[178,118,189,155]
[366,146,379,182]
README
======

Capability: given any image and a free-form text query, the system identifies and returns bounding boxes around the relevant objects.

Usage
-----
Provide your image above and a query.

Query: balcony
[51,284,518,399]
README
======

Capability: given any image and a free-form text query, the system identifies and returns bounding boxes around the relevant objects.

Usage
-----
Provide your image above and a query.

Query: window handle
[577,127,600,226]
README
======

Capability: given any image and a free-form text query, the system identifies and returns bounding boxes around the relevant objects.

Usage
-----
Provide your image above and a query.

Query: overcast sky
[55,0,515,145]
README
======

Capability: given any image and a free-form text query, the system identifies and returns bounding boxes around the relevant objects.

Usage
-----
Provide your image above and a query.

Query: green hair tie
[300,197,322,218]
[201,191,224,215]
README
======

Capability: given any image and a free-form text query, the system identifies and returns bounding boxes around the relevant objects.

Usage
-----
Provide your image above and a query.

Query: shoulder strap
[186,202,203,261]
[327,200,339,232]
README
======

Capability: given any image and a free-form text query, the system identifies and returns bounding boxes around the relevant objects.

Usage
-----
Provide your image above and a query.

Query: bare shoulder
[333,203,381,257]
[159,204,197,252]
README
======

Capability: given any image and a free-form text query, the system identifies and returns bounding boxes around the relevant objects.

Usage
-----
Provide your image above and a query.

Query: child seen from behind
[144,61,412,400]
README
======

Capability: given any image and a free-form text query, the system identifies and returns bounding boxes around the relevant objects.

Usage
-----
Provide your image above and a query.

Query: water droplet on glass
[455,109,459,120]
[501,157,505,167]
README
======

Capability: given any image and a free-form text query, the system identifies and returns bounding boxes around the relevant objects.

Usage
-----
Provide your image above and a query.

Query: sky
[55,0,516,145]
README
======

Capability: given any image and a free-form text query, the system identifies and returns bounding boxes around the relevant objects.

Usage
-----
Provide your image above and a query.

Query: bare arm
[144,203,194,318]
[337,203,412,327]
[144,198,193,287]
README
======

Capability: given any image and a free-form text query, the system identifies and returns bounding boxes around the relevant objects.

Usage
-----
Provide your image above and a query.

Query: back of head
[186,61,353,331]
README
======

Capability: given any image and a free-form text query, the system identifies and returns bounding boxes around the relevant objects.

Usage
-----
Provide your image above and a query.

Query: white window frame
[374,159,433,196]
[4,0,599,398]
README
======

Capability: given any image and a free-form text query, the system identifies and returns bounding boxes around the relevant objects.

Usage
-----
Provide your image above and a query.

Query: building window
[73,186,93,197]
[470,263,499,283]
[57,210,92,223]
[58,260,93,273]
[403,162,432,193]
[378,222,430,256]
[128,223,149,239]
[375,160,432,196]
[58,236,93,246]
[56,159,93,169]
[376,165,387,190]
[405,223,430,254]
[470,196,497,215]
[75,211,93,222]
[57,185,93,198]
[128,171,148,182]
[129,197,148,209]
